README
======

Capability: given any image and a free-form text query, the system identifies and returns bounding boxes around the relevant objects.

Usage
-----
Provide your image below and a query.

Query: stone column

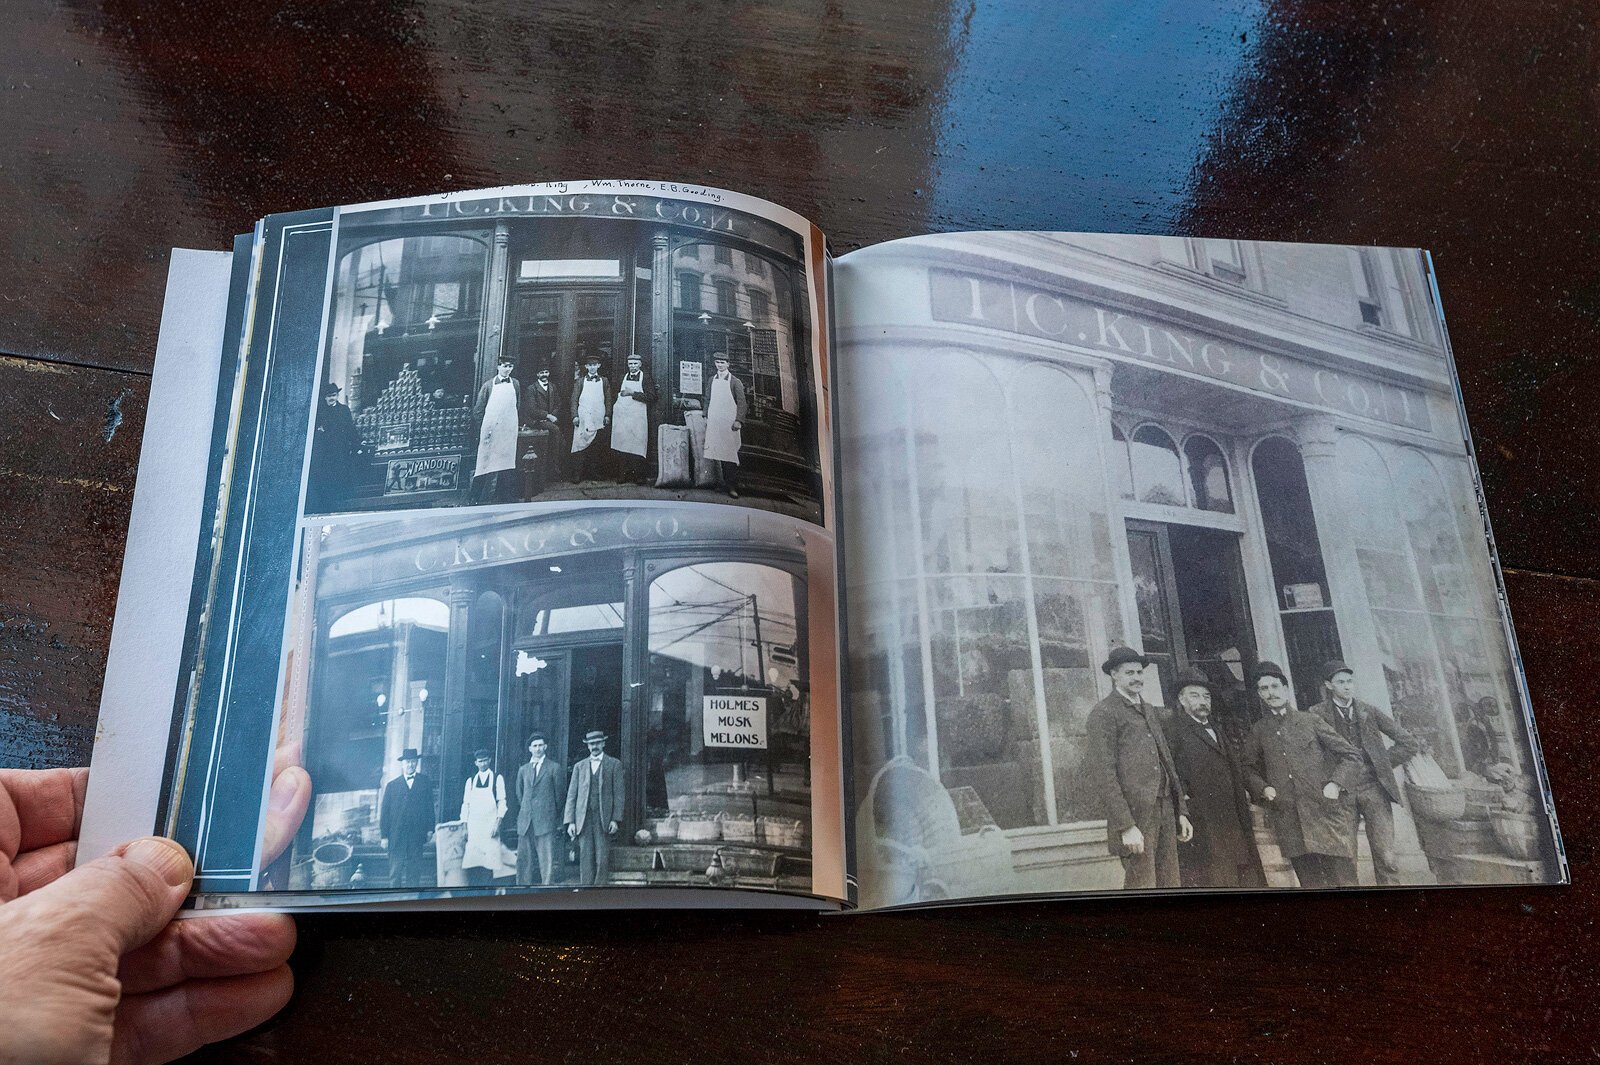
[650,231,674,405]
[1090,360,1141,650]
[1293,415,1392,713]
[477,222,513,385]
[437,585,478,798]
[621,549,647,833]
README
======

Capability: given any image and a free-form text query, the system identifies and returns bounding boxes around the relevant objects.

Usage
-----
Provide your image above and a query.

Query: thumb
[23,837,193,959]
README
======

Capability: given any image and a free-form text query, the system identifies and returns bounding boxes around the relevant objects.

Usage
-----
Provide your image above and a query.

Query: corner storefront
[841,234,1538,891]
[316,192,819,506]
[284,505,822,892]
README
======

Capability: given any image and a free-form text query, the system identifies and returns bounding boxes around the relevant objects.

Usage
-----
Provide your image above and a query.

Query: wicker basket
[759,816,805,849]
[1459,780,1502,820]
[1406,783,1467,822]
[721,815,758,844]
[677,813,722,843]
[1491,811,1540,860]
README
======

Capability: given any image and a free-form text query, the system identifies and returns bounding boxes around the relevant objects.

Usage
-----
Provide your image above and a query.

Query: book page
[85,181,847,911]
[835,232,1565,908]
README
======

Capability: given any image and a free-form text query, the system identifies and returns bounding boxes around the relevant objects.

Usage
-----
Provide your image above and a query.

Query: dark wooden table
[3,2,1595,1061]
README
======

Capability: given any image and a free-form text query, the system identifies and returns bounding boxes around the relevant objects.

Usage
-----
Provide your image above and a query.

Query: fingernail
[270,767,307,813]
[123,837,193,888]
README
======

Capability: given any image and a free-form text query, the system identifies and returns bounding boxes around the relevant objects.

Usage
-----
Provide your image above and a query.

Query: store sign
[385,455,461,494]
[928,269,1433,432]
[365,189,802,261]
[703,695,768,749]
[679,359,703,396]
[1283,582,1326,610]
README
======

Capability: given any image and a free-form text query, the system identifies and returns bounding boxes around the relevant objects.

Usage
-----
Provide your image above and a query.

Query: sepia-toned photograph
[304,185,828,526]
[263,502,835,898]
[838,232,1561,906]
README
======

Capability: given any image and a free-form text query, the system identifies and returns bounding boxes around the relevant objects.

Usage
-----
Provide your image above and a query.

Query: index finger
[0,768,89,857]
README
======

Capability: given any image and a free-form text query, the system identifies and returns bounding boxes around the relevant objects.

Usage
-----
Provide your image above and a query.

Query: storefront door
[509,642,624,775]
[508,287,625,386]
[1126,520,1258,737]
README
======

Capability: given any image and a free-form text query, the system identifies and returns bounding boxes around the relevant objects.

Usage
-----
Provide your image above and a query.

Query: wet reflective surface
[1,2,1596,1061]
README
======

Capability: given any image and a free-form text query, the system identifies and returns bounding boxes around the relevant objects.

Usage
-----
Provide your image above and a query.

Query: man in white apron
[459,749,508,886]
[703,352,748,498]
[470,356,525,503]
[569,353,611,484]
[610,354,656,484]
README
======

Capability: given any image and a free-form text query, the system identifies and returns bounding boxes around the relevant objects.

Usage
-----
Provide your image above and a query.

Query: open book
[79,181,1567,913]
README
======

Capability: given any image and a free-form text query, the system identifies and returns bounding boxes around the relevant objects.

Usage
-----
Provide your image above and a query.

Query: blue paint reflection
[931,0,1265,233]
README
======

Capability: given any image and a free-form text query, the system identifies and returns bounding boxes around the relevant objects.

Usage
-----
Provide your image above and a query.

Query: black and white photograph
[263,502,840,900]
[837,232,1561,907]
[304,183,829,526]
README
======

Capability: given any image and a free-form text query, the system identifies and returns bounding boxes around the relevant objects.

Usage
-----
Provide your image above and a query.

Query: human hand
[260,740,311,875]
[1177,815,1194,844]
[1323,782,1341,801]
[0,768,297,1065]
[607,821,618,836]
[567,824,577,840]
[1262,786,1278,802]
[1120,826,1145,855]
[731,420,742,431]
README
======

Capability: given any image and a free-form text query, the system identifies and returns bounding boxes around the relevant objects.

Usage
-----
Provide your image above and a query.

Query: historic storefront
[287,506,817,892]
[315,191,819,507]
[840,234,1536,891]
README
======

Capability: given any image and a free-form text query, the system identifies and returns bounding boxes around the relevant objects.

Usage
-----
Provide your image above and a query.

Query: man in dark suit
[1242,662,1364,889]
[1083,646,1192,890]
[378,748,436,889]
[525,366,567,487]
[564,729,625,887]
[515,733,566,886]
[1163,667,1265,888]
[309,381,362,512]
[1307,660,1422,886]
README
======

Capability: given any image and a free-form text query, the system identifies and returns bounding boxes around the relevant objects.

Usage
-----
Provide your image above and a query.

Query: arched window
[326,234,486,412]
[309,593,448,813]
[1251,437,1341,711]
[1130,424,1186,506]
[1184,435,1234,513]
[1338,436,1456,771]
[645,561,809,825]
[675,270,702,313]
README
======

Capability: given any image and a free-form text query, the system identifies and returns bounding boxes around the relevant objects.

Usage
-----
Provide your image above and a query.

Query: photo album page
[834,232,1565,907]
[82,182,848,912]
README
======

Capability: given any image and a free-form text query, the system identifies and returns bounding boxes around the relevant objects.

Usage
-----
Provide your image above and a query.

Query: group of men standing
[376,728,626,890]
[1085,648,1421,892]
[468,351,747,503]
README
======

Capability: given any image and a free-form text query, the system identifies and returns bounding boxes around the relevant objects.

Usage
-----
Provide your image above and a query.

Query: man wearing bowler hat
[379,748,437,889]
[1307,660,1421,885]
[309,380,362,512]
[564,729,625,886]
[1162,667,1265,888]
[1083,646,1192,889]
[1242,661,1364,889]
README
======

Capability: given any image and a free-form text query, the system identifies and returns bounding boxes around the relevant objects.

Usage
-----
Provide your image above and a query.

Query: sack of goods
[1404,752,1467,822]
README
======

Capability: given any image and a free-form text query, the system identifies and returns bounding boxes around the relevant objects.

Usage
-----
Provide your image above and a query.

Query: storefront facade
[840,234,1529,889]
[290,506,816,891]
[318,192,818,505]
